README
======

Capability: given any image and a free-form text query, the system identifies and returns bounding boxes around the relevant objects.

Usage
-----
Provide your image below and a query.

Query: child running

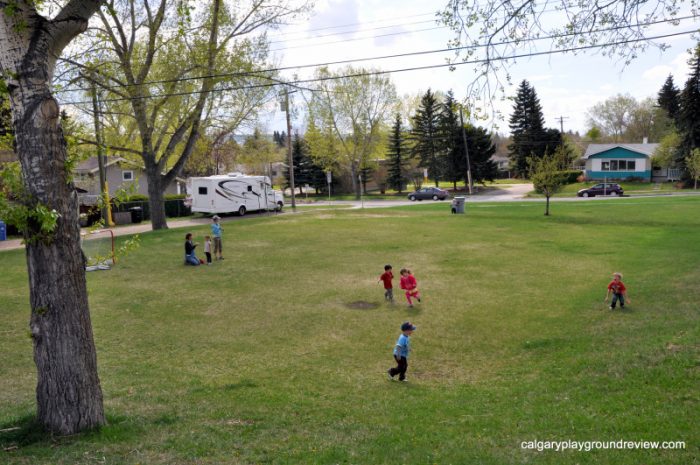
[399,268,421,308]
[605,272,631,310]
[379,264,394,302]
[387,321,416,382]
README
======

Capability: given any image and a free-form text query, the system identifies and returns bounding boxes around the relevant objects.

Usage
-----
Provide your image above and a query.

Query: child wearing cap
[387,321,416,382]
[605,272,631,310]
[211,216,224,260]
[379,264,394,302]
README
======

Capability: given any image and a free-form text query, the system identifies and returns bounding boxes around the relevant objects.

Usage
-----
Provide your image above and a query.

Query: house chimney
[643,137,648,144]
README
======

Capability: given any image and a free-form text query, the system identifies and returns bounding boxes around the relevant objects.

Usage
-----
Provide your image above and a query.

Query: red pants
[405,290,420,305]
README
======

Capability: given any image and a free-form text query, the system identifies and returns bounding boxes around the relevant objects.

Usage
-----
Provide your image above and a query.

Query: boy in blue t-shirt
[387,321,416,382]
[211,215,223,260]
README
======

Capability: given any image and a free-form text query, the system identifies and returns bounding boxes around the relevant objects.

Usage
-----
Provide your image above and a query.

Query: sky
[266,0,699,137]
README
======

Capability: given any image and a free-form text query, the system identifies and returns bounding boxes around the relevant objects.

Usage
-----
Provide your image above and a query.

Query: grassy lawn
[1,197,698,464]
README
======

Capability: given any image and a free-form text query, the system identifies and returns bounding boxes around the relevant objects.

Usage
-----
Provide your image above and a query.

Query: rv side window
[247,185,253,192]
[198,187,208,195]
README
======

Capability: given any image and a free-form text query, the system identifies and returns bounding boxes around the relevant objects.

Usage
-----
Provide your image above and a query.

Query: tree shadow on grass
[0,414,48,449]
[0,413,146,451]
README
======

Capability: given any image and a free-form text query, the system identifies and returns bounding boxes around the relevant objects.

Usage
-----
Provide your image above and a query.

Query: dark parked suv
[407,187,449,201]
[577,183,624,197]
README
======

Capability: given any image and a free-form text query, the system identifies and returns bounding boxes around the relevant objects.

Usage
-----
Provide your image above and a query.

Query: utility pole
[282,88,296,210]
[459,108,473,195]
[89,77,113,226]
[556,115,569,134]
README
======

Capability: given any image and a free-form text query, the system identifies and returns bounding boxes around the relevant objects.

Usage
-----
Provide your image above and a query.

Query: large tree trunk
[1,1,105,435]
[146,166,168,230]
[14,91,105,435]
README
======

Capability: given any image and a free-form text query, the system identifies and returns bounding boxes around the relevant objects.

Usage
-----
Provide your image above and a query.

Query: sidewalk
[0,213,280,253]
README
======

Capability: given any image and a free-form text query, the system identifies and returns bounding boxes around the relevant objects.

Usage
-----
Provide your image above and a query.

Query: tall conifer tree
[411,89,444,185]
[386,114,410,192]
[677,46,700,177]
[657,74,680,123]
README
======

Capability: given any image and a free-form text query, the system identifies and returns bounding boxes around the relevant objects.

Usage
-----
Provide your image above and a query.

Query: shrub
[558,170,582,184]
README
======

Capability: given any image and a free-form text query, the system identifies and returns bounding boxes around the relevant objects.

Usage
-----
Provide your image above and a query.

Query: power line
[267,11,437,39]
[55,14,699,96]
[58,28,698,107]
[267,19,438,45]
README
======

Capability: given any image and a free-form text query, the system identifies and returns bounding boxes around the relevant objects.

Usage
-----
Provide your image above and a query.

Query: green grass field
[1,197,698,464]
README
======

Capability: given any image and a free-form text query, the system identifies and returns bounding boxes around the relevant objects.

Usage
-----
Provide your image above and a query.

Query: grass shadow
[0,414,49,449]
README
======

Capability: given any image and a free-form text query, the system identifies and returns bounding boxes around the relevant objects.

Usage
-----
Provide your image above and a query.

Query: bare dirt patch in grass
[345,300,379,310]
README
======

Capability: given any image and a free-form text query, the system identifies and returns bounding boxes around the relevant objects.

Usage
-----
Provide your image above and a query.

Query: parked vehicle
[185,173,284,216]
[407,187,449,201]
[577,183,624,198]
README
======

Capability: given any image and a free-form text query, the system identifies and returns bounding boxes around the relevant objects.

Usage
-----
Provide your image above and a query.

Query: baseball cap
[401,322,416,331]
[212,215,220,220]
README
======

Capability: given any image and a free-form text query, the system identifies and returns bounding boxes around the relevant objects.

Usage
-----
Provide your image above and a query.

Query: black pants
[205,252,212,264]
[389,356,408,380]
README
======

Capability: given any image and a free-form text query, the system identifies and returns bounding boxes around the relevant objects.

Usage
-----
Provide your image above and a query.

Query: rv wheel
[238,206,246,216]
[276,201,284,211]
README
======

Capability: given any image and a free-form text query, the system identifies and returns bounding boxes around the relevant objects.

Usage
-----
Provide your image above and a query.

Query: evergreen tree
[288,133,309,194]
[386,113,410,193]
[272,130,288,148]
[508,80,561,176]
[677,45,700,178]
[657,74,680,123]
[466,125,499,184]
[411,89,444,185]
[359,164,374,194]
[439,92,464,189]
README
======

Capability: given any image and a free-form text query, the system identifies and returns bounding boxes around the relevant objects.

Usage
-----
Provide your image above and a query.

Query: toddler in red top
[379,265,394,302]
[605,272,631,310]
[399,268,421,307]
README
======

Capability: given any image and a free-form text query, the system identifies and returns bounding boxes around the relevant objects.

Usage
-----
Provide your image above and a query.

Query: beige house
[74,156,185,202]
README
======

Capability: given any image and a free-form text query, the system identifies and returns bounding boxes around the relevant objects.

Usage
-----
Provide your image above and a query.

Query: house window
[198,187,208,195]
[122,170,134,181]
[601,160,637,171]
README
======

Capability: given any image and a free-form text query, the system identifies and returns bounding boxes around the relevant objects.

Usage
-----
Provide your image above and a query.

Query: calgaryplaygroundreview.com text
[520,439,686,452]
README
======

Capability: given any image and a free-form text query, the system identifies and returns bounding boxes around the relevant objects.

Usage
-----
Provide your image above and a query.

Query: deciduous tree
[0,0,105,435]
[307,66,396,199]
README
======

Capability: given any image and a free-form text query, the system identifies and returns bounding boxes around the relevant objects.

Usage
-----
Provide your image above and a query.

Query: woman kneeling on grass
[184,233,201,266]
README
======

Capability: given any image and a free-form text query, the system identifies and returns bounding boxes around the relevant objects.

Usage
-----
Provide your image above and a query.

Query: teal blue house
[583,144,658,181]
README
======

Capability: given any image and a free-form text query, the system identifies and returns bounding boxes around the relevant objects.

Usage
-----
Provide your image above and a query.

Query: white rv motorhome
[186,173,284,216]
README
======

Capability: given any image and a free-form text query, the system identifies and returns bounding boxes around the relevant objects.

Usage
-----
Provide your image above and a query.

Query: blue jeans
[611,293,625,308]
[185,253,200,266]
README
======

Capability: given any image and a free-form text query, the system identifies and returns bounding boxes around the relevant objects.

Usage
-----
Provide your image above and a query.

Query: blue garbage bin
[0,220,6,241]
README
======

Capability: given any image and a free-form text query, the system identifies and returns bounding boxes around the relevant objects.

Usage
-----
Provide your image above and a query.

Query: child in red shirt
[379,264,394,302]
[400,268,421,307]
[605,272,631,310]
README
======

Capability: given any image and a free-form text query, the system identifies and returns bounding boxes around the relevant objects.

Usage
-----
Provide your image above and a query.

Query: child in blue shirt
[211,215,223,260]
[387,321,416,382]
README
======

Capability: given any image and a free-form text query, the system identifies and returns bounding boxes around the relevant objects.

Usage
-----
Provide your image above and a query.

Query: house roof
[583,143,659,159]
[75,156,187,184]
[74,156,139,174]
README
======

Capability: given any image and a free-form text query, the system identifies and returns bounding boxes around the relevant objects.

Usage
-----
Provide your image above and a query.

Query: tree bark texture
[1,1,105,435]
[146,165,168,230]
